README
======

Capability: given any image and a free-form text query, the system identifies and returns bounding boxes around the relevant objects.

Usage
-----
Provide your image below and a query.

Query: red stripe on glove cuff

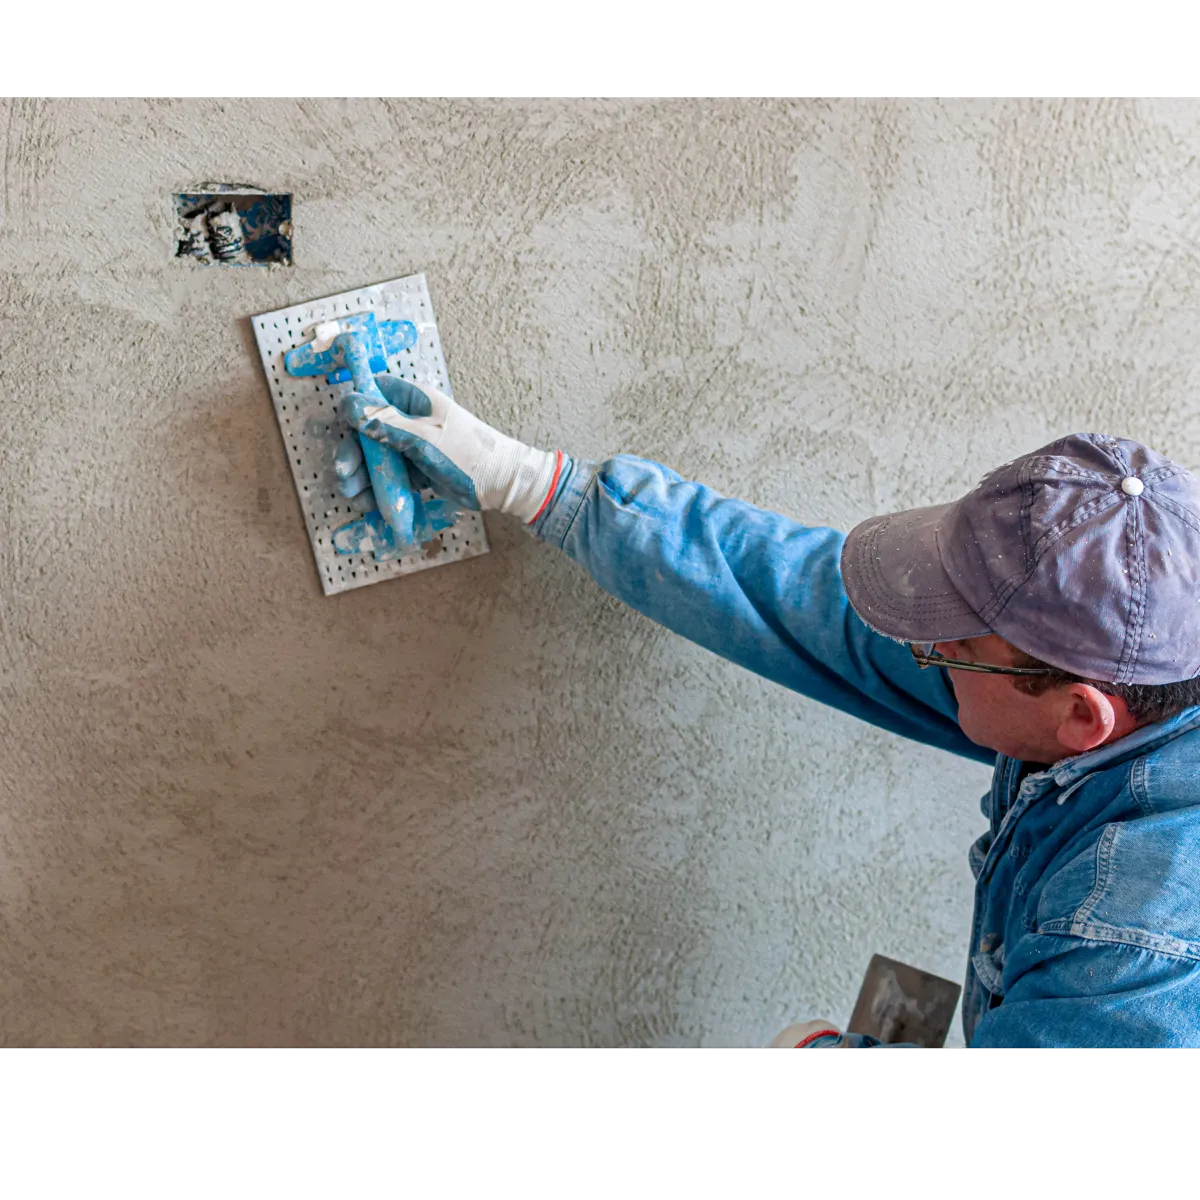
[793,1029,841,1048]
[528,450,564,524]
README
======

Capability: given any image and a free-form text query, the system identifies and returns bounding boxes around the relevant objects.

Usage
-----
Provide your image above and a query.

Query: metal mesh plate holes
[252,275,489,595]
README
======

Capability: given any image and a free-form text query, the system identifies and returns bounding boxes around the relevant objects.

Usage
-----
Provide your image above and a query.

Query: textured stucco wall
[2,99,1199,1046]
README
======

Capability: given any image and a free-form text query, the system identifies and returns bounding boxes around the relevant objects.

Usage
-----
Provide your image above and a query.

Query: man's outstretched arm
[342,378,990,764]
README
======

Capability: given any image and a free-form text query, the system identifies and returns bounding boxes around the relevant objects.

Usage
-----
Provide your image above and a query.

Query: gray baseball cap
[840,433,1200,685]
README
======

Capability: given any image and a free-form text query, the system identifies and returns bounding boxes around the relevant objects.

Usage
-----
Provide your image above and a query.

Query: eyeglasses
[908,643,1058,677]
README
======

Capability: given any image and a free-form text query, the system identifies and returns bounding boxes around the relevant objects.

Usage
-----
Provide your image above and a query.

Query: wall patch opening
[174,186,292,266]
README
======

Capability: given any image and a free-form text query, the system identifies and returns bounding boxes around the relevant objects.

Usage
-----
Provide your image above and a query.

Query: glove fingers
[341,392,481,512]
[341,393,429,449]
[372,374,435,417]
[336,462,371,499]
[349,486,378,513]
[333,433,363,479]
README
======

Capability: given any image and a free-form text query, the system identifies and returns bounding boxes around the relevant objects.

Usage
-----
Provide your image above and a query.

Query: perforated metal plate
[252,275,489,595]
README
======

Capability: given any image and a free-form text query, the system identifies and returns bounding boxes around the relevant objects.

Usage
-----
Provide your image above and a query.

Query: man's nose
[934,641,957,657]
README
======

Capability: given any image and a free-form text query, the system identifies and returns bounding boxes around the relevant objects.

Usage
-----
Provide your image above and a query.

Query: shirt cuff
[527,455,597,547]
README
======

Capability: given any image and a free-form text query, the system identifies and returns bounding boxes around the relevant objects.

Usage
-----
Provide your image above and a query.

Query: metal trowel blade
[848,954,962,1047]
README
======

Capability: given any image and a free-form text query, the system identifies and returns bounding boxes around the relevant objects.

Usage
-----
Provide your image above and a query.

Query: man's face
[933,634,1119,765]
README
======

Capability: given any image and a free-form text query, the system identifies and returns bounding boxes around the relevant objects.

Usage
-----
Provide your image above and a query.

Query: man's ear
[1056,683,1119,754]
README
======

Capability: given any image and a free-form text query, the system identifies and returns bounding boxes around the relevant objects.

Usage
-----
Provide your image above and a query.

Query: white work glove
[339,375,564,523]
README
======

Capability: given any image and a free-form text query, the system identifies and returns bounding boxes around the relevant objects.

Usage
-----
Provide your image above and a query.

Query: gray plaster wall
[2,99,1198,1046]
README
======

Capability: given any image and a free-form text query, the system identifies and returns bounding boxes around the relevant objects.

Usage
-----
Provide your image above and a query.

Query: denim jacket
[531,454,1200,1047]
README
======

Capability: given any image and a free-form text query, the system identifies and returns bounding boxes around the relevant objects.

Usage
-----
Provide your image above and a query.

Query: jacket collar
[1049,705,1200,788]
[994,706,1200,793]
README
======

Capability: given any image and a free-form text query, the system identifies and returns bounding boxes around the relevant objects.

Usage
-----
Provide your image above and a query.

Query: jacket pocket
[971,945,1006,998]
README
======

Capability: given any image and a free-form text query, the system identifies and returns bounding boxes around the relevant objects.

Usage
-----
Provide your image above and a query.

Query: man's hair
[1009,649,1200,725]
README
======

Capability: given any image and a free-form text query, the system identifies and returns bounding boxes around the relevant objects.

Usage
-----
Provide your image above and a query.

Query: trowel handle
[340,333,388,405]
[335,332,418,546]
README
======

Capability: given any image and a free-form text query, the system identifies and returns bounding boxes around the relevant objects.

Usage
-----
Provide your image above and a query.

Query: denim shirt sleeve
[531,454,992,764]
[969,936,1200,1047]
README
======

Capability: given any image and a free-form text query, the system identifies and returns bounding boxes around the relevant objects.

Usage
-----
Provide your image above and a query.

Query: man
[334,374,1200,1048]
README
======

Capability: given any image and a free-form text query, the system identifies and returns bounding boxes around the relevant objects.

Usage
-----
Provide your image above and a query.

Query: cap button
[1121,476,1144,497]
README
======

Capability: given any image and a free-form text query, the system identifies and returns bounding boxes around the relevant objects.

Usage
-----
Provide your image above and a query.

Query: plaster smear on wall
[1,99,1199,1046]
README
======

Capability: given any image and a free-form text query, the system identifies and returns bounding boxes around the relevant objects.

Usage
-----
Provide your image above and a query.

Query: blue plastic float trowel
[285,312,453,558]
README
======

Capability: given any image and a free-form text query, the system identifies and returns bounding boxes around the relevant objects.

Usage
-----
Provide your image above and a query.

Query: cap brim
[840,503,993,644]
